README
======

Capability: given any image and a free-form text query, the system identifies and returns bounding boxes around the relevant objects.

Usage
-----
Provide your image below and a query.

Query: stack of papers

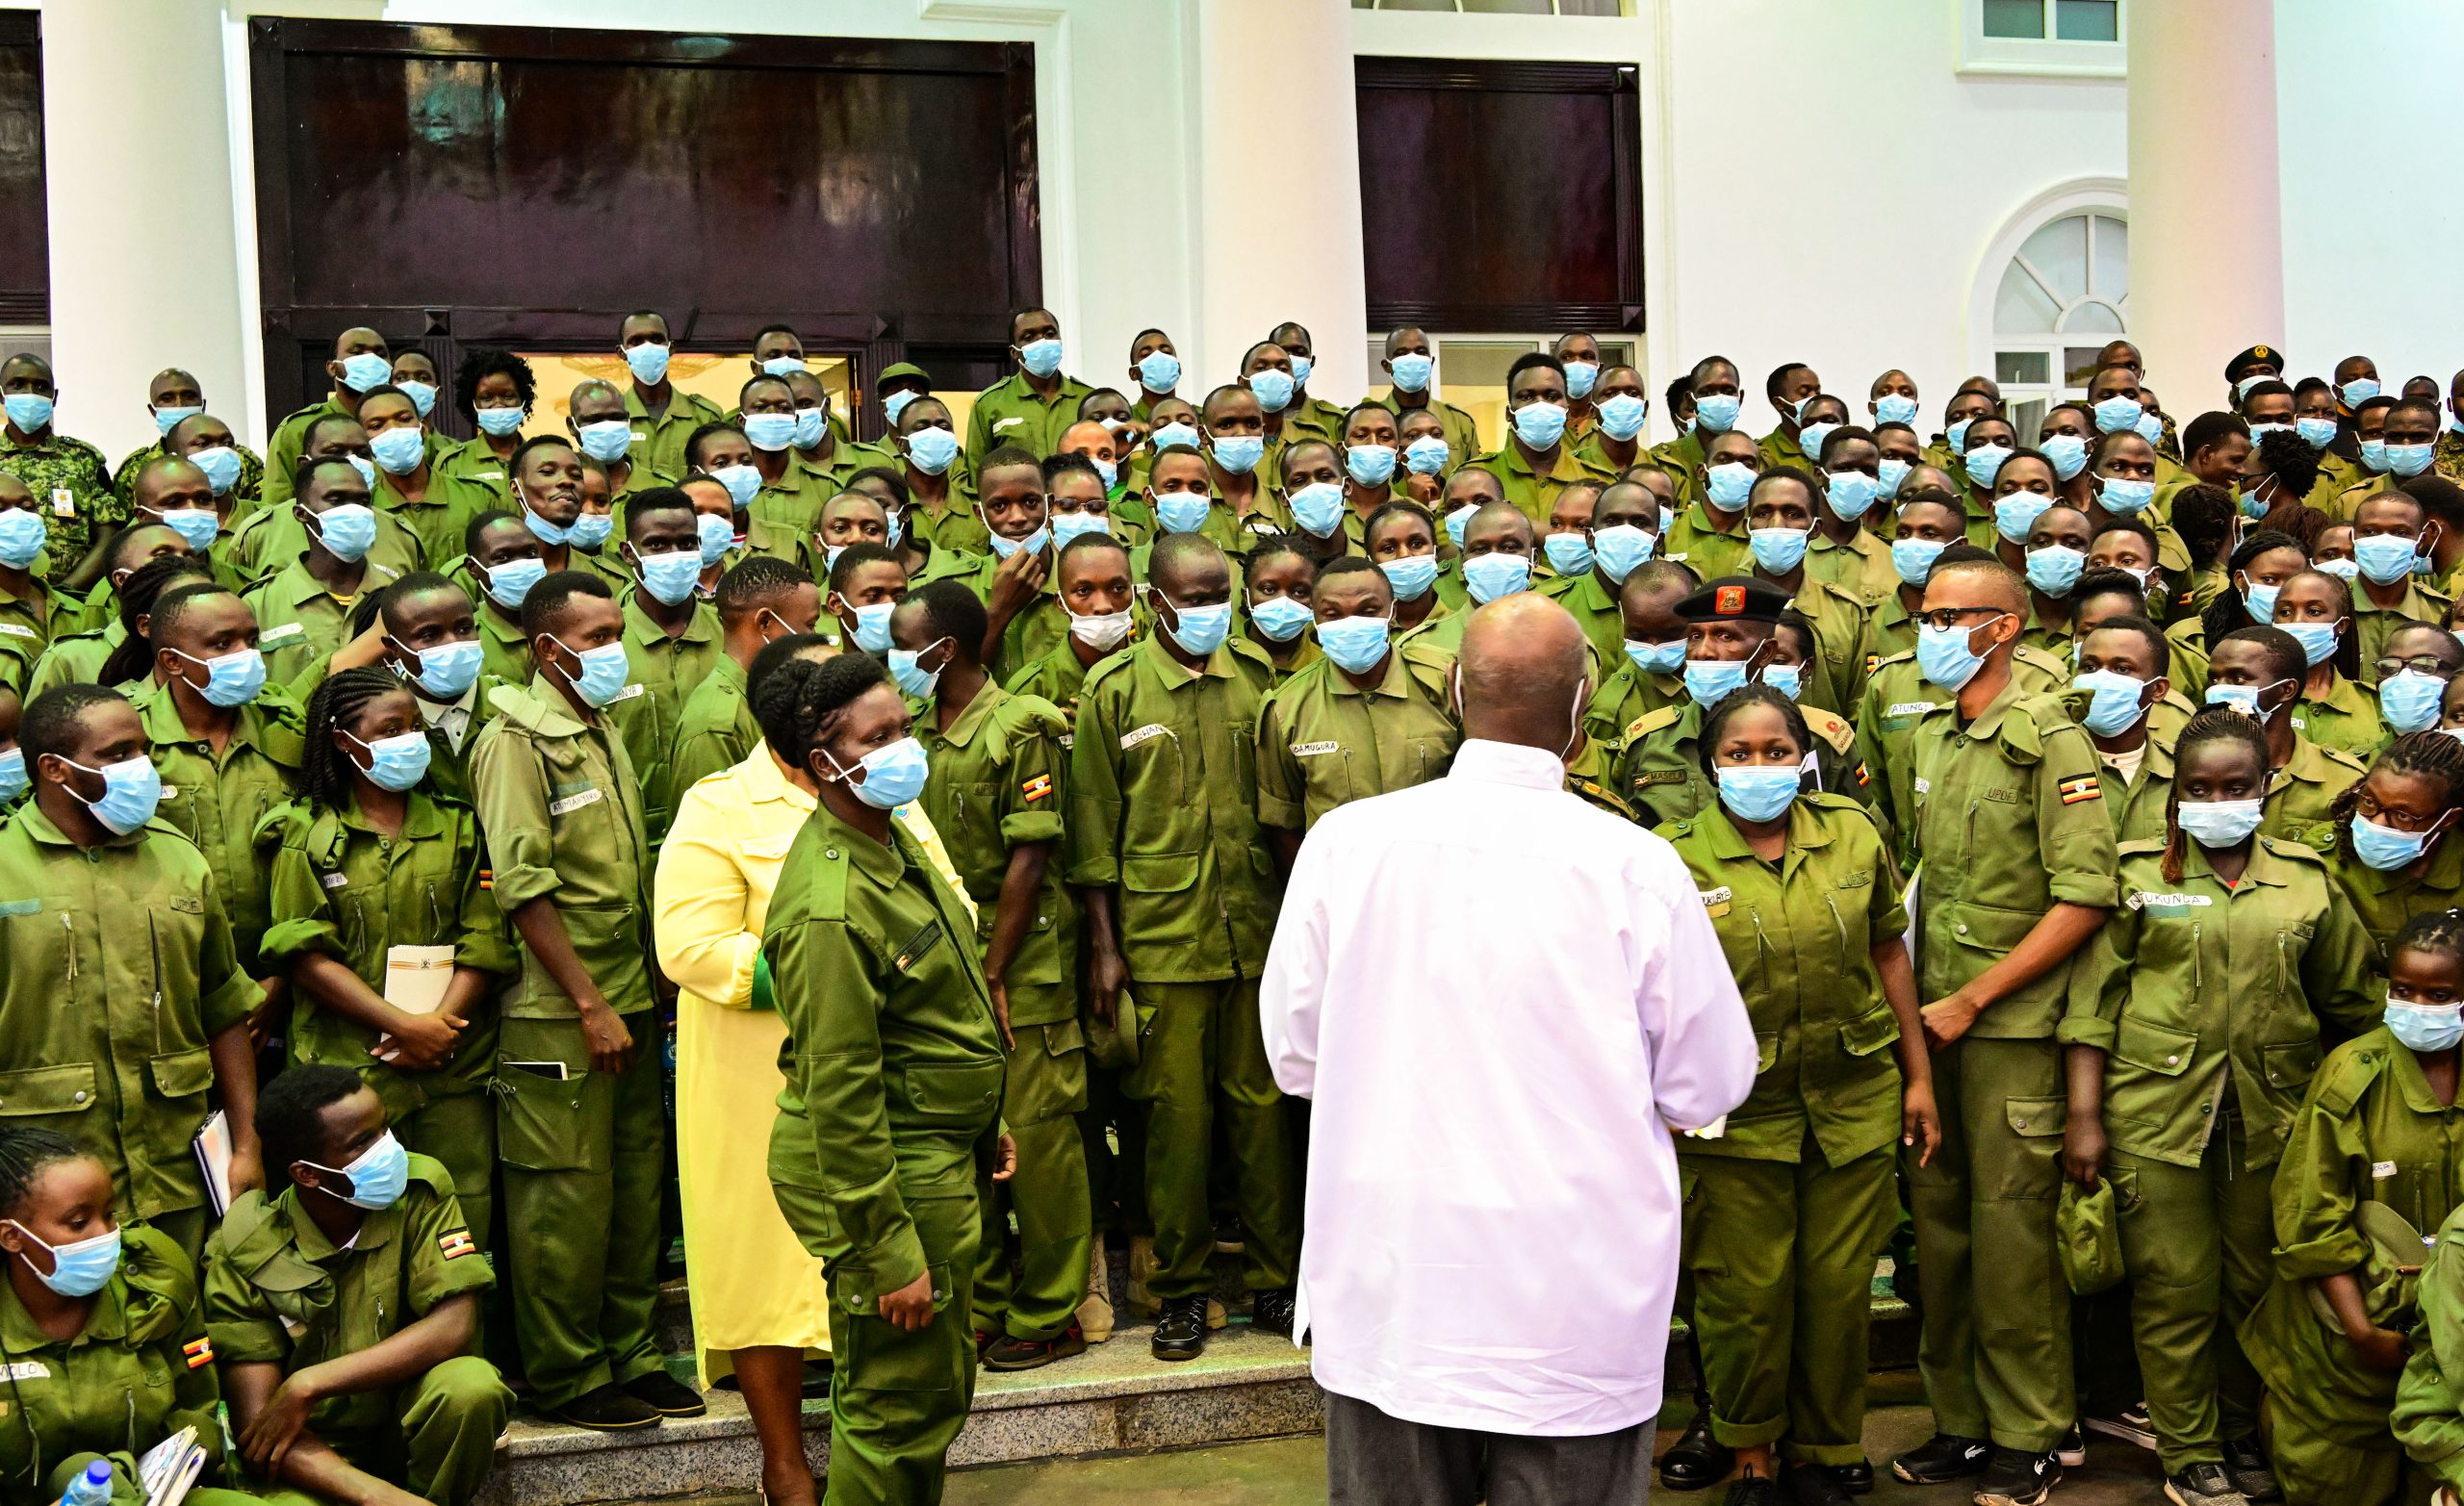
[138,1426,206,1505]
[192,1113,232,1217]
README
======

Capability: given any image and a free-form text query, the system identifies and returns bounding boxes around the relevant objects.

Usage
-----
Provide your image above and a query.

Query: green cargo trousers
[1909,1035,2074,1453]
[973,1012,1094,1341]
[2111,1110,2272,1472]
[1126,979,1298,1298]
[1686,1142,1896,1466]
[250,1356,516,1506]
[496,1014,666,1411]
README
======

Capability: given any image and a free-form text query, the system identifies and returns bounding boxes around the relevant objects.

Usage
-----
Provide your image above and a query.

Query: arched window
[1972,182,2129,440]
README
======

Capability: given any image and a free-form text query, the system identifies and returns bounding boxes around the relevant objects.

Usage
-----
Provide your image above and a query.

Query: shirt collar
[623,591,716,650]
[938,683,1003,749]
[417,682,479,725]
[813,798,907,885]
[1445,738,1565,791]
[1330,649,1411,701]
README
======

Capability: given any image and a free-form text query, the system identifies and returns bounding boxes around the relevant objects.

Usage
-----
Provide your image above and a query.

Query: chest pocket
[943,781,1007,881]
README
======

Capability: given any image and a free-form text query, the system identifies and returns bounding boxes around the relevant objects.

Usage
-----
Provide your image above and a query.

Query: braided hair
[2161,707,2272,883]
[2200,529,2305,649]
[2332,730,2464,861]
[1694,683,1812,781]
[2389,907,2464,988]
[301,667,410,812]
[0,1127,88,1222]
[751,650,887,777]
[94,556,214,688]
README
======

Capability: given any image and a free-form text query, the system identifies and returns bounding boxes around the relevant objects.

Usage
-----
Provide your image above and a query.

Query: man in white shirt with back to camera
[1261,592,1758,1506]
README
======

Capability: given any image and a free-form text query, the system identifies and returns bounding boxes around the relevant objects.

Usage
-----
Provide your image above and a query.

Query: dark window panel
[0,13,45,324]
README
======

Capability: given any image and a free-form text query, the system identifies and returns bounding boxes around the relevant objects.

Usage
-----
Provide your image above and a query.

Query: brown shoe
[1078,1234,1116,1343]
[984,1324,1090,1372]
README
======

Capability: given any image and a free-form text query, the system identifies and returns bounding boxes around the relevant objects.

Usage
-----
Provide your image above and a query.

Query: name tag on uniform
[0,624,32,639]
[2127,890,2212,912]
[548,788,603,816]
[1887,702,1935,718]
[2375,1161,2400,1180]
[1912,777,1930,796]
[1635,769,1686,786]
[607,683,646,703]
[1120,724,1170,752]
[1698,885,1732,916]
[259,623,306,647]
[471,470,504,482]
[47,489,71,517]
[0,899,36,917]
[1290,741,1340,757]
[994,417,1026,432]
[1057,733,1075,750]
[0,1361,45,1382]
[160,785,180,801]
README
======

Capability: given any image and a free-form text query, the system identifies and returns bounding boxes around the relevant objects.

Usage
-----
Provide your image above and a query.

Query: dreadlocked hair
[2332,730,2464,862]
[751,650,886,775]
[2390,907,2464,980]
[302,667,411,812]
[1694,684,1812,782]
[94,556,213,687]
[2161,707,2272,883]
[0,1126,90,1220]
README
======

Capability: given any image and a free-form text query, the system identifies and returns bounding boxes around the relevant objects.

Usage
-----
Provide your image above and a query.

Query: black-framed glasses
[1911,606,2011,632]
[2375,656,2459,681]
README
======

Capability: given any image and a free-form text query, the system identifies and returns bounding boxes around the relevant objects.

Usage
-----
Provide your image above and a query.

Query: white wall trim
[1955,0,2127,79]
[1963,174,2129,382]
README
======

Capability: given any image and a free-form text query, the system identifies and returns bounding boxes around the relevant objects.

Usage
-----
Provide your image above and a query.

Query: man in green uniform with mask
[968,308,1092,465]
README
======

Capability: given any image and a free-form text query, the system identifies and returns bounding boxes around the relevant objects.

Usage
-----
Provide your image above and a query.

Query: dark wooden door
[0,14,45,326]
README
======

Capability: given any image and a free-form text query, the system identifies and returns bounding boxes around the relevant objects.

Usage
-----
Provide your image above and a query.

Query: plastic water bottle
[60,1460,112,1506]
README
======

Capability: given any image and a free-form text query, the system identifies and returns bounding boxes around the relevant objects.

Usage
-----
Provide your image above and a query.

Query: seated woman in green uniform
[2327,729,2464,961]
[2060,708,2378,1506]
[0,1126,268,1504]
[1653,684,1939,1506]
[2271,568,2387,757]
[2241,908,2464,1506]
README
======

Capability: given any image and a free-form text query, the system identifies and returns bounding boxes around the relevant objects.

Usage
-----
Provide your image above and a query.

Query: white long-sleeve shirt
[1259,737,1758,1437]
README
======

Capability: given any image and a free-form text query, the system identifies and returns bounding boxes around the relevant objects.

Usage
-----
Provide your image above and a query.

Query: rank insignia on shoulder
[439,1230,477,1260]
[2058,775,2102,804]
[1021,774,1052,803]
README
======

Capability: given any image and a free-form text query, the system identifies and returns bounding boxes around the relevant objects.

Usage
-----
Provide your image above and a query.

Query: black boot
[1658,1336,1732,1491]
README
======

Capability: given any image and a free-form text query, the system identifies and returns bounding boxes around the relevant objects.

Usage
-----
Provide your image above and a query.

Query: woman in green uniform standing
[256,667,516,1244]
[2059,708,2378,1506]
[2241,909,2464,1506]
[2270,568,2386,757]
[757,651,1015,1506]
[1654,684,1940,1506]
[2327,730,2464,961]
[0,1126,266,1504]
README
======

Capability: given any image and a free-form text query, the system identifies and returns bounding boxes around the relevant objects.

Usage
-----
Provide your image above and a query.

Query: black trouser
[1325,1391,1655,1506]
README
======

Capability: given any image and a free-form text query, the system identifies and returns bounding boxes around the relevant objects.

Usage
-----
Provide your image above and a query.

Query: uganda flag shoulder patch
[1020,774,1052,804]
[439,1229,477,1261]
[183,1336,214,1368]
[476,869,493,892]
[2059,774,2102,805]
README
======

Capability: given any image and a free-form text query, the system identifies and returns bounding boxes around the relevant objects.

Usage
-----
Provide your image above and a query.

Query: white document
[374,945,456,1062]
[192,1113,232,1217]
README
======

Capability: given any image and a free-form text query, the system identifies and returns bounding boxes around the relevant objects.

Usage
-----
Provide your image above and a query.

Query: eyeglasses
[2374,656,2459,681]
[1911,606,2011,632]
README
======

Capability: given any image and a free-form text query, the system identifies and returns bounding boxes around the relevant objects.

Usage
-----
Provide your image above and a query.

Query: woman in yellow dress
[652,634,973,1506]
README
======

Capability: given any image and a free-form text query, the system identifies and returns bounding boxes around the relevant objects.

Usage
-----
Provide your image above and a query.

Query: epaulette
[2312,1036,2393,1119]
[1623,704,1684,744]
[1806,707,1860,755]
[2257,833,2327,867]
[1079,650,1138,695]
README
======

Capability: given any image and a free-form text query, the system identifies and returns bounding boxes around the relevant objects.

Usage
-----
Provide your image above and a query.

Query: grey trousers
[1325,1391,1656,1506]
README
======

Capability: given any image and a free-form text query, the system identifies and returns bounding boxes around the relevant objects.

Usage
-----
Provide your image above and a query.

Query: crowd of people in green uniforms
[11,309,2464,1506]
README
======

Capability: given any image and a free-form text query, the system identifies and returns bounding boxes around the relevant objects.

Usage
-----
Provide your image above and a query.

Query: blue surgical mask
[569,512,613,550]
[793,407,828,449]
[152,404,202,438]
[1759,663,1803,701]
[985,522,1049,561]
[2135,411,2164,447]
[1288,481,1344,538]
[1964,444,2013,488]
[1945,417,1976,454]
[2355,814,2442,873]
[1992,491,2050,544]
[2246,422,2292,446]
[1247,593,1313,643]
[1597,394,1649,442]
[2097,476,2156,515]
[1684,657,1751,708]
[1462,551,1531,603]
[1,393,51,434]
[2205,682,2272,719]
[192,445,244,495]
[1797,421,1838,467]
[338,352,393,394]
[904,426,961,475]
[410,638,484,700]
[1380,554,1438,601]
[1543,531,1593,577]
[479,556,547,610]
[1625,637,1686,676]
[1346,445,1398,488]
[1513,401,1570,450]
[2362,438,2389,472]
[1445,503,1477,550]
[2040,432,2089,480]
[1138,350,1181,393]
[1246,370,1295,414]
[1159,596,1233,655]
[1155,492,1212,534]
[2341,377,2382,407]
[1825,471,1880,521]
[1017,338,1065,379]
[2025,545,2086,598]
[1717,765,1800,823]
[2314,555,2359,582]
[1875,393,1919,426]
[2176,798,2265,850]
[9,1222,121,1298]
[1706,462,1756,512]
[830,735,931,809]
[346,454,377,492]
[883,389,921,427]
[1917,620,1994,691]
[2092,396,2143,434]
[2072,670,2152,737]
[1211,435,1266,476]
[64,754,162,834]
[744,412,798,452]
[2296,416,2339,449]
[1749,526,1810,576]
[305,503,377,562]
[475,405,526,438]
[843,600,896,653]
[1593,523,1654,583]
[173,646,265,707]
[1694,394,1742,433]
[889,641,947,701]
[1051,511,1110,549]
[1404,436,1451,475]
[2282,620,2340,667]
[711,464,761,510]
[370,425,425,476]
[396,380,438,420]
[1091,456,1118,491]
[761,355,806,378]
[551,636,632,707]
[1291,356,1313,387]
[577,420,633,464]
[2382,671,2449,733]
[0,509,42,569]
[1562,361,1598,399]
[0,748,23,804]
[2241,581,2280,625]
[348,729,433,793]
[1388,353,1434,394]
[1151,421,1201,454]
[1318,614,1393,676]
[2356,532,2423,585]
[2388,443,2436,478]
[1878,457,1912,498]
[635,549,702,606]
[697,511,736,565]
[2388,996,2464,1053]
[1891,537,1946,588]
[524,504,573,547]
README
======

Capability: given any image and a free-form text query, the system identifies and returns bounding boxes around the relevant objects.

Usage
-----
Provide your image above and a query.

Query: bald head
[1458,595,1588,751]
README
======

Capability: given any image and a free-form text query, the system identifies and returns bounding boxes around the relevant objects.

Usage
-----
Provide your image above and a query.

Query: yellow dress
[654,749,972,1385]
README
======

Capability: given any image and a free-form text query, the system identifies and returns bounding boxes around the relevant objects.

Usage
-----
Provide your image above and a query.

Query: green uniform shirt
[469,676,655,1017]
[1255,641,1459,831]
[608,591,724,843]
[1537,566,1628,669]
[1804,528,1898,605]
[0,427,116,572]
[1856,645,2070,872]
[2400,1203,2464,1487]
[132,680,306,977]
[1656,794,1909,1167]
[669,652,757,798]
[906,485,990,557]
[23,624,118,702]
[1649,429,1708,508]
[967,371,1094,465]
[1778,574,1875,716]
[762,804,1005,1303]
[0,577,69,692]
[258,792,516,1114]
[624,385,725,485]
[2063,836,2378,1171]
[1002,638,1111,727]
[939,550,1066,685]
[914,684,1079,1027]
[429,434,518,500]
[373,466,500,573]
[1613,698,1873,830]
[1468,439,1618,529]
[201,1157,494,1444]
[1660,499,1750,581]
[264,396,345,510]
[0,1227,229,1498]
[1066,632,1281,983]
[1570,429,1654,483]
[1908,677,2120,1039]
[2332,833,2464,962]
[114,437,267,514]
[1581,656,1682,747]
[243,558,401,688]
[2293,670,2388,757]
[408,676,505,811]
[2264,737,2369,854]
[2088,702,2194,847]
[1374,395,1480,472]
[226,505,424,588]
[2355,581,2453,675]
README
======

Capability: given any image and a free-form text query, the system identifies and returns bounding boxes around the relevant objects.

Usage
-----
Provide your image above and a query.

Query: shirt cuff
[2056,1016,2116,1051]
[2276,1229,2371,1282]
[2048,874,2120,908]
[490,861,560,911]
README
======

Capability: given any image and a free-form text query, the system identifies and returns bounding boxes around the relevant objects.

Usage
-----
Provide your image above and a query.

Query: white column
[1190,0,1368,400]
[2125,0,2283,403]
[41,0,248,460]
